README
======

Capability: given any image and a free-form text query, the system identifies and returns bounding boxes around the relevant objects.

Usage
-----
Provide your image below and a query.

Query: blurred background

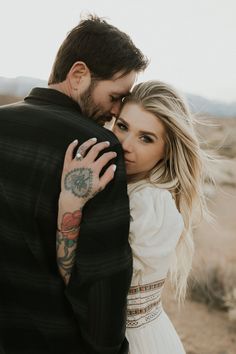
[1,1,236,353]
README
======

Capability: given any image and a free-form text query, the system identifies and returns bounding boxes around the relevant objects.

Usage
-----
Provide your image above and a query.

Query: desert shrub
[188,263,236,319]
[188,266,227,310]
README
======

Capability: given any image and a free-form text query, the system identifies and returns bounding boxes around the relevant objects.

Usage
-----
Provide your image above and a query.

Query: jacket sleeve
[64,141,132,354]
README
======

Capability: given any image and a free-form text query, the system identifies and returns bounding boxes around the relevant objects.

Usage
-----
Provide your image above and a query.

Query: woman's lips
[124,159,134,163]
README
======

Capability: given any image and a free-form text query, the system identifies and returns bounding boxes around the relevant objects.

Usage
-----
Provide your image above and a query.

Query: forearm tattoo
[64,168,93,198]
[57,210,82,284]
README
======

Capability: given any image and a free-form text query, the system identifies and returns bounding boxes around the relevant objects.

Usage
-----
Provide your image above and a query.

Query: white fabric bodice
[126,182,184,329]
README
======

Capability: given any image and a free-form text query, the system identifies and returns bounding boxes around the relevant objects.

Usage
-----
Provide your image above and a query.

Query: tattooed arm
[56,210,82,284]
[57,138,117,284]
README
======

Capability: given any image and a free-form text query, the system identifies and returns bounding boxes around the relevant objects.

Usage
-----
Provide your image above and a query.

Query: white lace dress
[126,182,186,354]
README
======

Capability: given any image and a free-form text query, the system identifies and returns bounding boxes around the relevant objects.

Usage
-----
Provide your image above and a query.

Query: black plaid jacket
[0,88,132,354]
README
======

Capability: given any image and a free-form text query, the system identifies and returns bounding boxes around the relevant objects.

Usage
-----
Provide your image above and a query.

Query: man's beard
[79,81,112,126]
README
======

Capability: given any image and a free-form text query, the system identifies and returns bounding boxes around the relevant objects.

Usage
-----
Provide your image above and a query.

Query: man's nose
[110,101,122,118]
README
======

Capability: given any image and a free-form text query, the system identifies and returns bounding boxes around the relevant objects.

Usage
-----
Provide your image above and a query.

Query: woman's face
[113,102,166,178]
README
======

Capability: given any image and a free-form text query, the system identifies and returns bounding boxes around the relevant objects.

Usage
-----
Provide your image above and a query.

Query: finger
[99,164,117,190]
[63,139,78,169]
[93,151,117,172]
[85,141,110,163]
[61,139,78,190]
[75,137,97,159]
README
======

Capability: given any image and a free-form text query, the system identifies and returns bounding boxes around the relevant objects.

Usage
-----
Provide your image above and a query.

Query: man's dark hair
[48,14,148,84]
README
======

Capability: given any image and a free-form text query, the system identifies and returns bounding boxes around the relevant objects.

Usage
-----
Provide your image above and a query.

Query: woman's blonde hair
[124,80,212,301]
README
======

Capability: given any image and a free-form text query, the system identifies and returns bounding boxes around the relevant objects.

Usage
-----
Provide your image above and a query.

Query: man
[0,15,148,354]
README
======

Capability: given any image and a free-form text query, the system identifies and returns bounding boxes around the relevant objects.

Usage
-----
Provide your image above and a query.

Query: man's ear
[67,61,91,92]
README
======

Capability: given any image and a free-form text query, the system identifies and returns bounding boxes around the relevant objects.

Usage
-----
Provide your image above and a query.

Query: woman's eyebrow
[117,117,158,139]
[117,117,129,125]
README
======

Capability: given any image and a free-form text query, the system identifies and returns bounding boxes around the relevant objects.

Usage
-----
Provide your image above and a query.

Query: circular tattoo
[64,168,93,198]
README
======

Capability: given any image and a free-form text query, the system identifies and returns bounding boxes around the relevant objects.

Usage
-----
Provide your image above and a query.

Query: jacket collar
[25,87,82,113]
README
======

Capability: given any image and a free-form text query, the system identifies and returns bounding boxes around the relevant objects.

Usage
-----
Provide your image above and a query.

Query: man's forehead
[111,88,131,96]
[111,73,136,94]
[111,70,137,83]
[111,71,128,81]
[110,80,131,96]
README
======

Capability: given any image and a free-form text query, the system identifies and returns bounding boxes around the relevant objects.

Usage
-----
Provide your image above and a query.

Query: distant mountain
[0,76,47,97]
[186,93,236,118]
[0,76,235,117]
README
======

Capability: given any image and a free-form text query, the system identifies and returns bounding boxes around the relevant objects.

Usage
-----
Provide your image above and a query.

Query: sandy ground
[164,288,236,354]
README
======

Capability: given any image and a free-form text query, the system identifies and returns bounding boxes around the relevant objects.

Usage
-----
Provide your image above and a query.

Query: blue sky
[0,0,235,102]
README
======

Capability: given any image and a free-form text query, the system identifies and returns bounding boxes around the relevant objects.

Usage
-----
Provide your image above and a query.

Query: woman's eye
[116,122,127,131]
[140,135,153,143]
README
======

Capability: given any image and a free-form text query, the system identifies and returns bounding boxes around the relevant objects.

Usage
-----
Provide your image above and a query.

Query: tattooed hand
[57,138,117,284]
[58,138,117,218]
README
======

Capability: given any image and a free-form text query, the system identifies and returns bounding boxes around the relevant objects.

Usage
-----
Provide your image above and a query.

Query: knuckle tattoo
[64,168,93,198]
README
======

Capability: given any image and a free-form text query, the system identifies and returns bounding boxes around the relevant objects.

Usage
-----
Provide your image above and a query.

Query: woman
[57,81,210,353]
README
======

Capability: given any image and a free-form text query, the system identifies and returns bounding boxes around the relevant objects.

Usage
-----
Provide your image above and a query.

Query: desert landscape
[1,95,236,353]
[164,116,236,354]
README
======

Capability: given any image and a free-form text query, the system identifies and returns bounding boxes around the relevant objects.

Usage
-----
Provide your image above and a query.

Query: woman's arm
[56,138,117,284]
[56,209,82,284]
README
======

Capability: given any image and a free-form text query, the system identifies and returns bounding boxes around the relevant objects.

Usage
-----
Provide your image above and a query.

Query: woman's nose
[122,136,133,152]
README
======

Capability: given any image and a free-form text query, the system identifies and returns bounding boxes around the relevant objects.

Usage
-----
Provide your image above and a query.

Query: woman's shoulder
[128,182,184,258]
[128,181,183,226]
[128,181,173,204]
